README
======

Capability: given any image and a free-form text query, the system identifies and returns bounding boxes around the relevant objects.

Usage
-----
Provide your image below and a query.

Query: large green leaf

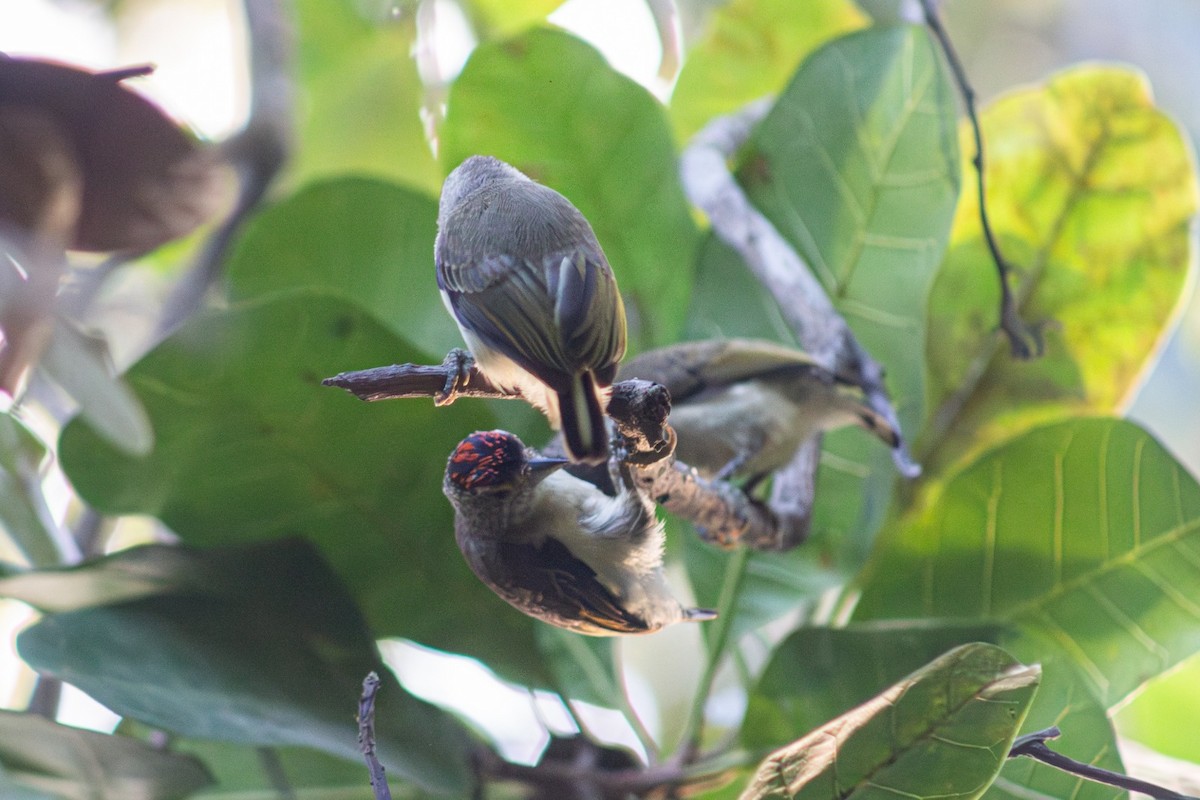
[290,0,438,194]
[56,290,551,684]
[1114,652,1200,764]
[226,177,461,357]
[439,27,701,349]
[14,539,474,795]
[669,0,865,140]
[0,711,212,800]
[0,413,58,568]
[740,622,1121,800]
[739,643,1038,800]
[460,0,562,37]
[857,418,1200,708]
[924,66,1198,476]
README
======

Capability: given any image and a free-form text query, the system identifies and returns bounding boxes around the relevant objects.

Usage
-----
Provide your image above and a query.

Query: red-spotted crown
[446,430,529,492]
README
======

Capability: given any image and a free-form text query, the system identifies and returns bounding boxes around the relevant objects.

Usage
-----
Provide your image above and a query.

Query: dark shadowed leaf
[857,418,1200,709]
[56,290,551,686]
[226,177,461,357]
[14,539,474,794]
[439,28,701,350]
[739,643,1038,800]
[0,708,211,800]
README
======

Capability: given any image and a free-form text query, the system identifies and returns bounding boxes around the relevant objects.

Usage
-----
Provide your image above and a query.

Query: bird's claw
[436,348,474,406]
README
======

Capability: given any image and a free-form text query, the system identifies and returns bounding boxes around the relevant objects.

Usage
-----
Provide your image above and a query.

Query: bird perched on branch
[443,430,715,635]
[435,156,627,465]
[618,338,901,484]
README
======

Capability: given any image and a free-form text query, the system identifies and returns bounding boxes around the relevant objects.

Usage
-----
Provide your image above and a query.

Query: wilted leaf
[857,418,1200,708]
[226,177,460,357]
[924,66,1198,475]
[440,28,701,350]
[56,290,551,685]
[0,709,212,800]
[739,643,1038,800]
[0,57,228,251]
[15,539,474,794]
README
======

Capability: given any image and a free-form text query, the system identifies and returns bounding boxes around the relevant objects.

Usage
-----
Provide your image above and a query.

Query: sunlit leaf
[291,0,439,194]
[739,643,1038,800]
[461,0,561,37]
[0,709,211,800]
[440,27,701,350]
[924,66,1198,475]
[15,539,474,794]
[857,418,1200,708]
[56,291,552,686]
[226,177,461,358]
[669,0,865,141]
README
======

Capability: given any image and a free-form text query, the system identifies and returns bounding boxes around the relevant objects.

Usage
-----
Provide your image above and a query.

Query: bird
[435,155,627,465]
[618,338,901,484]
[443,430,716,636]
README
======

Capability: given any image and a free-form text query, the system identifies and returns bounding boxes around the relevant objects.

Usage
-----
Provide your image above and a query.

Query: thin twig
[1009,727,1197,800]
[919,0,1047,360]
[256,747,298,800]
[357,672,392,800]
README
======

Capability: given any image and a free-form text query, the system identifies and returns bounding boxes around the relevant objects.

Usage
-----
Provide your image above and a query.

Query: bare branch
[357,672,392,800]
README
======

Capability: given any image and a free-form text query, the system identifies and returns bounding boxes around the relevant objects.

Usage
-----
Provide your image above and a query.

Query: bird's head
[444,430,566,502]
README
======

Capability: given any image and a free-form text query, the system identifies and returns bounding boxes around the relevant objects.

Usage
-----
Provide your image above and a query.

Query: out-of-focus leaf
[15,539,474,794]
[924,66,1198,476]
[226,177,460,357]
[740,621,1121,800]
[535,626,619,709]
[39,319,153,456]
[857,418,1200,708]
[1113,652,1200,764]
[670,0,865,140]
[0,58,229,251]
[439,28,701,350]
[738,643,1038,800]
[56,291,551,686]
[291,1,439,194]
[0,709,212,800]
[0,413,59,567]
[461,0,561,37]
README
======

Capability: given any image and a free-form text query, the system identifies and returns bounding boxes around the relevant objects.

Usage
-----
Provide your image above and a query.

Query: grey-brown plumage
[436,156,627,465]
[619,338,900,482]
[443,430,715,635]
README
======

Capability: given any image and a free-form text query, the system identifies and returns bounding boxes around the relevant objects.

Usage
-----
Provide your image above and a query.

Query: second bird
[436,155,627,465]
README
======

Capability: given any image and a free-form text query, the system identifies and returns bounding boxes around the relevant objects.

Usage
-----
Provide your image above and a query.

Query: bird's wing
[495,536,652,635]
[619,338,833,401]
[437,212,625,388]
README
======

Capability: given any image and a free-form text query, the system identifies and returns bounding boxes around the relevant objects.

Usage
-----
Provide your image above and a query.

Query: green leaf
[857,418,1200,708]
[0,413,59,567]
[290,0,439,194]
[534,626,620,709]
[1114,652,1200,764]
[39,319,153,456]
[15,539,474,794]
[440,27,701,349]
[0,709,212,800]
[740,621,1121,800]
[924,66,1198,476]
[670,0,865,141]
[56,291,550,685]
[739,643,1038,800]
[226,177,461,357]
[460,0,562,38]
[742,621,1007,751]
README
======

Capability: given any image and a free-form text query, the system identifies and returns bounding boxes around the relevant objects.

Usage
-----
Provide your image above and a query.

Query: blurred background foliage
[1,0,1199,798]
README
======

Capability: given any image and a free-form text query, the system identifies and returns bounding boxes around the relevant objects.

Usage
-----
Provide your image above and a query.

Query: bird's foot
[435,348,474,406]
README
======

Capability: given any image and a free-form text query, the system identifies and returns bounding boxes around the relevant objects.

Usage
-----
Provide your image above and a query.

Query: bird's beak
[527,456,569,482]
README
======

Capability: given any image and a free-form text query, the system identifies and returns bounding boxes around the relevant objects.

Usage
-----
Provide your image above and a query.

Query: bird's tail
[684,607,719,623]
[558,372,609,465]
